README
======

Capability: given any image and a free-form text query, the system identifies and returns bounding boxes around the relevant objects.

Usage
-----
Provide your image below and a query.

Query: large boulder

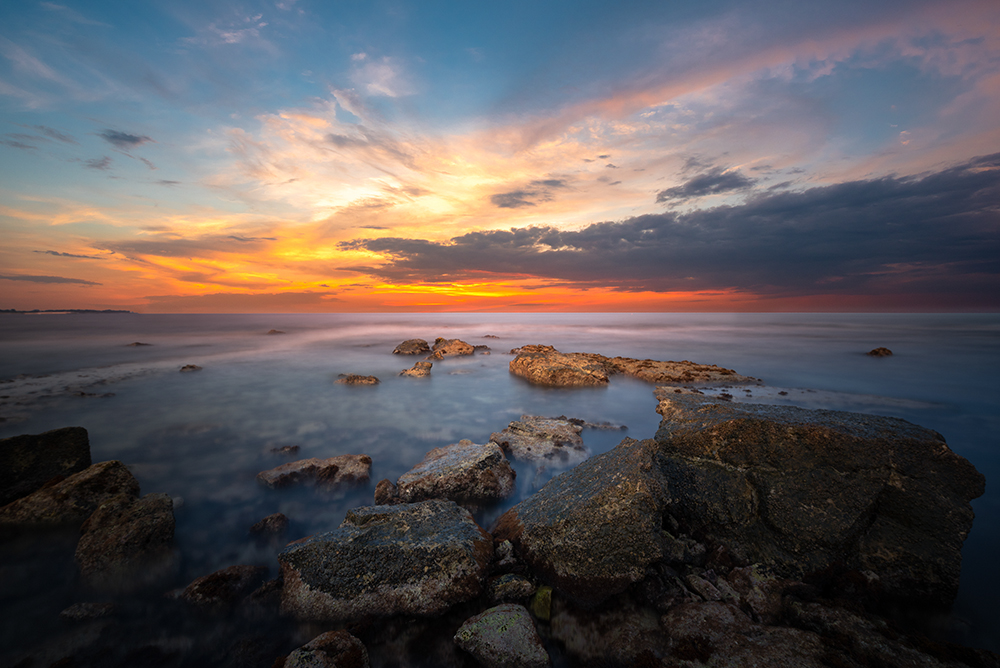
[0,426,91,507]
[0,460,140,529]
[278,499,493,621]
[374,440,515,508]
[75,492,176,592]
[489,415,589,471]
[653,394,986,609]
[257,454,371,490]
[454,604,549,668]
[493,438,669,607]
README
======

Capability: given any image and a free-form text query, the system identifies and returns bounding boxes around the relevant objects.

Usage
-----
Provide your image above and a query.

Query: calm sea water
[1,312,997,660]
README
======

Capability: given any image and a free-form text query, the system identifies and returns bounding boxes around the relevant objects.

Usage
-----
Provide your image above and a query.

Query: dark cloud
[33,250,102,259]
[228,235,277,242]
[99,129,153,149]
[84,156,112,170]
[597,154,610,159]
[101,233,277,258]
[491,191,537,208]
[530,179,568,188]
[491,178,570,208]
[157,180,181,186]
[0,274,101,285]
[337,153,1000,307]
[656,167,756,203]
[606,163,618,169]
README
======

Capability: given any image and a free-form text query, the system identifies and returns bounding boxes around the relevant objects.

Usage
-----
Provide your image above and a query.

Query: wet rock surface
[489,415,589,471]
[393,338,431,355]
[0,426,91,507]
[257,454,372,490]
[653,394,985,609]
[285,630,370,668]
[335,373,380,385]
[179,564,270,608]
[375,440,515,508]
[454,603,549,668]
[399,360,433,377]
[0,460,140,529]
[278,499,493,621]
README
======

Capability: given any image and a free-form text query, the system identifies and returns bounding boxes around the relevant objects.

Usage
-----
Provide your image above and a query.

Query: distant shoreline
[0,309,134,315]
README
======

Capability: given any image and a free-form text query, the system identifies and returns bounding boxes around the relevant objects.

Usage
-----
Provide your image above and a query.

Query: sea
[1,312,997,663]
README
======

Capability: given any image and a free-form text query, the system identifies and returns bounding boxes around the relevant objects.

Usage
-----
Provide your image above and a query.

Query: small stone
[126,341,152,346]
[530,586,552,622]
[270,445,300,456]
[490,573,536,603]
[335,374,379,385]
[285,630,370,668]
[867,347,893,357]
[454,604,549,668]
[266,329,285,335]
[179,364,202,372]
[249,512,289,537]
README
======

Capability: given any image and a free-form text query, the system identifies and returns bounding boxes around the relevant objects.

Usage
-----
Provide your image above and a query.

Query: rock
[723,565,791,624]
[335,374,379,385]
[0,426,91,507]
[373,478,396,504]
[285,630,370,668]
[256,455,371,490]
[59,602,116,622]
[75,492,176,592]
[653,394,985,610]
[270,445,300,456]
[484,335,500,339]
[550,595,669,665]
[179,364,202,372]
[0,460,140,528]
[266,329,285,335]
[454,604,549,668]
[529,586,552,622]
[428,338,474,359]
[278,499,493,621]
[384,440,515,508]
[508,344,753,387]
[393,338,431,355]
[399,361,432,377]
[179,564,270,608]
[249,512,289,537]
[868,346,893,356]
[489,573,536,603]
[489,415,589,471]
[493,438,668,607]
[126,341,152,346]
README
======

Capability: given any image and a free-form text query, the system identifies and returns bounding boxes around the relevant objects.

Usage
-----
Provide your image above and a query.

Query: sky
[1,0,998,313]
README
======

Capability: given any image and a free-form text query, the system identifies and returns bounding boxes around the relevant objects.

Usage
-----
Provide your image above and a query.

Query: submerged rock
[653,394,985,610]
[266,329,285,335]
[278,499,492,621]
[493,438,668,607]
[399,361,433,377]
[335,374,379,385]
[489,415,589,471]
[256,454,372,490]
[0,460,140,529]
[868,346,893,356]
[249,512,289,537]
[376,440,515,508]
[454,603,549,668]
[179,564,269,608]
[393,338,431,355]
[0,426,91,507]
[285,630,370,668]
[75,492,176,592]
[179,364,202,372]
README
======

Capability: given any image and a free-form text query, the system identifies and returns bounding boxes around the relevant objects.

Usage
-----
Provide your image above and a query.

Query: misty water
[1,312,998,663]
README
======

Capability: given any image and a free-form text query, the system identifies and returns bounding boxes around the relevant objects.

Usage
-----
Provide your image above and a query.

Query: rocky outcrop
[0,426,91,507]
[0,460,139,528]
[399,361,432,377]
[75,492,176,592]
[256,454,371,490]
[178,564,269,608]
[393,338,431,355]
[374,440,515,508]
[335,374,379,385]
[652,394,985,610]
[489,415,589,471]
[278,500,492,621]
[428,338,474,359]
[493,438,669,607]
[285,630,370,668]
[454,604,549,668]
[508,344,753,387]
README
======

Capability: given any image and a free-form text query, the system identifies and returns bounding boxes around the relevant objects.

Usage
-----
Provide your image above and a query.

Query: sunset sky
[1,0,998,312]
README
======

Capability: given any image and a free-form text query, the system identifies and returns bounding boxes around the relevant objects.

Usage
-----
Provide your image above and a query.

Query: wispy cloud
[99,129,153,149]
[33,250,103,259]
[0,274,101,285]
[656,167,757,203]
[84,156,112,170]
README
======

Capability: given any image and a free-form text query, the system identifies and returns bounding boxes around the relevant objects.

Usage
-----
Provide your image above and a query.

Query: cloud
[1,138,37,150]
[490,178,570,208]
[33,250,102,259]
[338,153,1000,306]
[351,56,414,98]
[34,125,78,144]
[0,274,101,285]
[228,235,277,242]
[98,129,153,150]
[656,167,757,203]
[84,156,112,170]
[142,291,340,313]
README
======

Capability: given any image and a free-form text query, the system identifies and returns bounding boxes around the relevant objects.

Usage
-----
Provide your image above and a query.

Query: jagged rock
[508,344,752,387]
[550,595,669,665]
[868,346,893,356]
[179,564,269,608]
[379,440,515,508]
[285,630,370,668]
[249,512,289,537]
[278,500,492,621]
[489,416,589,471]
[256,454,371,490]
[0,426,91,507]
[454,604,549,668]
[0,460,139,528]
[493,438,668,607]
[393,338,431,355]
[428,338,474,359]
[489,573,536,603]
[335,374,379,385]
[179,364,202,372]
[399,361,432,377]
[653,394,985,610]
[75,493,176,592]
